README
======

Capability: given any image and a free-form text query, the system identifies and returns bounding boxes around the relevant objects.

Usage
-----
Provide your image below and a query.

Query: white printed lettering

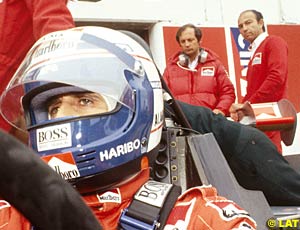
[99,139,141,161]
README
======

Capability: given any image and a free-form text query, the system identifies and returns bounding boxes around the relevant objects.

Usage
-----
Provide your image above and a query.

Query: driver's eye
[48,106,60,119]
[79,98,93,105]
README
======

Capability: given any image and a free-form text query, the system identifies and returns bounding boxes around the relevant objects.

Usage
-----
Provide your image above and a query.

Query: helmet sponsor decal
[33,40,75,60]
[99,139,141,161]
[150,81,162,89]
[36,123,72,151]
[96,188,122,204]
[154,111,164,126]
[42,152,80,180]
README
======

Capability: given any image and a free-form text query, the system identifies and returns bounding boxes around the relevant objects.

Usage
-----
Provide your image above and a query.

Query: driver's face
[47,92,108,119]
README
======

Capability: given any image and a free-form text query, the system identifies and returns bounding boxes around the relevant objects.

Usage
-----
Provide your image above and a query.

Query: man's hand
[213,109,225,116]
[229,103,245,121]
[229,102,256,125]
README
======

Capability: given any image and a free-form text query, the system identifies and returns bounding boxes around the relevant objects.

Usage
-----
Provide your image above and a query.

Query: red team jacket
[0,201,30,230]
[243,35,288,153]
[0,169,256,229]
[0,0,74,132]
[81,169,256,229]
[163,49,236,116]
[242,35,288,104]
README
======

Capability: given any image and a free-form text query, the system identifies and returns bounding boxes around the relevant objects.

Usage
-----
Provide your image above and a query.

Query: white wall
[69,0,300,73]
[69,0,300,25]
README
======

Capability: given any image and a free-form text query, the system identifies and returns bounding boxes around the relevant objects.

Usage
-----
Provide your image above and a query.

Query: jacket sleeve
[177,101,240,153]
[214,63,236,115]
[0,130,102,230]
[25,0,75,39]
[0,202,31,230]
[165,186,256,229]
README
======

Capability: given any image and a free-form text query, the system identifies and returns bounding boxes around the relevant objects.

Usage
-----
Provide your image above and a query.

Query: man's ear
[259,19,265,30]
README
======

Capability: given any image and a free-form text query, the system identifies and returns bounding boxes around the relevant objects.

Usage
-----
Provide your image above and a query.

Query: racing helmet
[0,26,164,193]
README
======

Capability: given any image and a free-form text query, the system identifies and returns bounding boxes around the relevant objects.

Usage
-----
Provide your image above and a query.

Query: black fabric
[157,184,181,229]
[0,130,102,230]
[178,101,300,205]
[126,199,161,224]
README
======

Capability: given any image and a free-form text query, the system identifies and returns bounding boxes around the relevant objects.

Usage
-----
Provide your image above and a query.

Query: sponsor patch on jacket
[236,221,256,229]
[207,200,250,221]
[252,52,262,65]
[36,123,72,151]
[201,67,215,76]
[42,152,80,180]
[97,188,121,203]
[0,200,10,210]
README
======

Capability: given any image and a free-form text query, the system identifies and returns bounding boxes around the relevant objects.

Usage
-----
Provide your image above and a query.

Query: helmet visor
[0,53,135,130]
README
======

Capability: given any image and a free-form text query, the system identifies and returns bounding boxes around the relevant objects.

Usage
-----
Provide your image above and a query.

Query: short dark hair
[241,9,266,32]
[176,24,202,43]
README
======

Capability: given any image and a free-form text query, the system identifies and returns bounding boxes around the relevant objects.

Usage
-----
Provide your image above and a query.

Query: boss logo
[134,181,173,208]
[36,124,72,151]
[38,127,69,143]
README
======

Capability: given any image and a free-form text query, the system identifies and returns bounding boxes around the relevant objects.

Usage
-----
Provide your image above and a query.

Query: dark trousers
[227,126,300,206]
